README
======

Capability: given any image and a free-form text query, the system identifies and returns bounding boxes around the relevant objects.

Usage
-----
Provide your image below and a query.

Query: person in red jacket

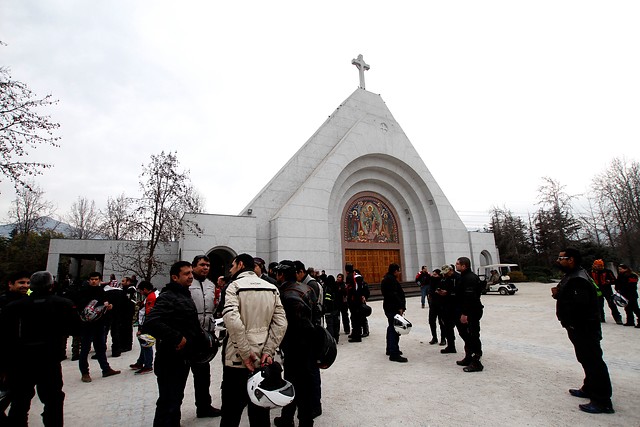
[130,281,157,374]
[615,264,640,327]
[590,259,622,324]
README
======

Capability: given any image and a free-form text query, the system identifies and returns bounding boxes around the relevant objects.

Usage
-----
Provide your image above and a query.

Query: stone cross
[351,54,370,89]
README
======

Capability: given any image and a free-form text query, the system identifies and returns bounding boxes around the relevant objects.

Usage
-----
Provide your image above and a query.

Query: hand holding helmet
[247,361,295,408]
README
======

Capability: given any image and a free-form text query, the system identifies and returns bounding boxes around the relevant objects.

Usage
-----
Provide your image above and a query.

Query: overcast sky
[1,1,639,230]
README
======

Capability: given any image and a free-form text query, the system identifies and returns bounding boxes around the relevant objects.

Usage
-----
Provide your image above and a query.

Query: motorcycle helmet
[313,325,337,369]
[138,334,156,348]
[361,303,372,317]
[247,362,295,408]
[613,292,628,308]
[190,330,219,363]
[393,314,412,335]
[81,300,108,322]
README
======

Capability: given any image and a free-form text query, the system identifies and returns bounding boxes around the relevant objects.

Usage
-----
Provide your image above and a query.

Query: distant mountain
[0,216,75,238]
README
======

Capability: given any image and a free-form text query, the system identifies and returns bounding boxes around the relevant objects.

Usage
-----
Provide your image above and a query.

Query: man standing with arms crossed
[188,255,221,418]
[220,253,287,426]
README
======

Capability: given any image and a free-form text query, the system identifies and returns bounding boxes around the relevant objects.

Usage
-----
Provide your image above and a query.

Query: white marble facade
[48,73,498,286]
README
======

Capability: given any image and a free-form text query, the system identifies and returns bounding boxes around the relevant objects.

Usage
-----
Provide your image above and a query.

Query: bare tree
[100,193,135,240]
[534,177,581,261]
[7,182,56,236]
[0,55,60,191]
[67,196,101,239]
[118,151,202,282]
[591,157,640,266]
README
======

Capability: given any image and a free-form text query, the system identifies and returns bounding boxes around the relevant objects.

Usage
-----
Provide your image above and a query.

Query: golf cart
[477,263,519,295]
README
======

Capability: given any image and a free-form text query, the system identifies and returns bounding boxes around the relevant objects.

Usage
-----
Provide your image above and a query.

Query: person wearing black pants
[453,257,484,372]
[1,271,77,427]
[336,274,350,335]
[143,261,210,427]
[616,264,640,327]
[436,264,459,353]
[552,248,614,415]
[381,263,407,362]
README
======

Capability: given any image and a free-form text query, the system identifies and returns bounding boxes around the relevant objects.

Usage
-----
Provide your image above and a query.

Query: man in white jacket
[188,255,221,418]
[221,253,288,426]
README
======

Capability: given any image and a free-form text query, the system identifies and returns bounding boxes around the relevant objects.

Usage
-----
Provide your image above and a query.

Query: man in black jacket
[552,248,614,414]
[454,257,484,372]
[142,261,208,427]
[381,263,407,363]
[71,272,121,383]
[0,271,78,426]
[274,261,318,427]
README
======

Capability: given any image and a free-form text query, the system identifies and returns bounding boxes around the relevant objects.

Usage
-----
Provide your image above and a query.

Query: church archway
[341,192,404,283]
[207,246,236,281]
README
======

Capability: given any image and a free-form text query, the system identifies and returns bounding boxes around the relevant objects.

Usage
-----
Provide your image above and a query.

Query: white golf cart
[477,263,519,295]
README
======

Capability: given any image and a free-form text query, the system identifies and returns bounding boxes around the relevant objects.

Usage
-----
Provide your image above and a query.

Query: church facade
[48,57,498,285]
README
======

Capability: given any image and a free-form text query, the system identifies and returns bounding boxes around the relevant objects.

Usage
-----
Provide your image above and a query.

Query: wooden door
[345,249,401,284]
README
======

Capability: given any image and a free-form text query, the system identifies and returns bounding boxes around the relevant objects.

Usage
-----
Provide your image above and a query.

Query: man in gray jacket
[188,255,221,418]
[221,253,288,426]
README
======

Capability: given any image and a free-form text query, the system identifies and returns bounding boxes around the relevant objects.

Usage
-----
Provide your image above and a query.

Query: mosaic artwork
[344,196,399,243]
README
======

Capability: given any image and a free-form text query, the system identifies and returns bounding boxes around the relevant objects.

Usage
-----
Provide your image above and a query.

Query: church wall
[180,213,256,262]
[467,231,499,271]
[47,239,178,289]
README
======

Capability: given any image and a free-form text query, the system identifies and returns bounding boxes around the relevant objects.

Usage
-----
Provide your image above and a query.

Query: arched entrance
[207,247,236,281]
[341,192,403,283]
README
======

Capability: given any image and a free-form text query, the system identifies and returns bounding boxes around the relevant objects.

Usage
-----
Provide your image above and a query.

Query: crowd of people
[0,251,637,424]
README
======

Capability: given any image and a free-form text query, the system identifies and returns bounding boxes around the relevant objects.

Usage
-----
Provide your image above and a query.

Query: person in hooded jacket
[615,264,640,327]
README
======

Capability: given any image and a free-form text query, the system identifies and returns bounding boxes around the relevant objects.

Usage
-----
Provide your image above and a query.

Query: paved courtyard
[25,282,640,426]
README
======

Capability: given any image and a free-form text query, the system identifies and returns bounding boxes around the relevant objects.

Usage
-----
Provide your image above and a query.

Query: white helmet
[613,292,628,308]
[81,300,108,322]
[247,362,295,408]
[213,317,226,333]
[393,314,412,335]
[138,334,156,348]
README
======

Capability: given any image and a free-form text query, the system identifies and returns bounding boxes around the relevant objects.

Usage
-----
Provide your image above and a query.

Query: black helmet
[313,325,337,369]
[361,303,372,317]
[190,330,219,363]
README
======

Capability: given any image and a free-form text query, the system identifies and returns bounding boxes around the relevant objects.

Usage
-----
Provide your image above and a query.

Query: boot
[439,337,447,346]
[456,355,473,366]
[429,337,438,345]
[440,346,456,354]
[463,359,484,372]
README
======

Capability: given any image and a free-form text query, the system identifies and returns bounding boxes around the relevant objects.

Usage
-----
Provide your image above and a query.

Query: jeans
[79,323,110,374]
[385,311,400,356]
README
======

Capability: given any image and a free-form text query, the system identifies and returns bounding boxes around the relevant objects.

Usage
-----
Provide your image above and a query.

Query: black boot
[440,346,456,354]
[429,337,438,345]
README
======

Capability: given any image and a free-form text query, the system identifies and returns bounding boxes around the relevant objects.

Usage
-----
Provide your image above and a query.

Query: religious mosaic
[344,196,399,243]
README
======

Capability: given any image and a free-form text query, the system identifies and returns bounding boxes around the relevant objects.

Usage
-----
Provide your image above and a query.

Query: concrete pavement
[24,282,640,426]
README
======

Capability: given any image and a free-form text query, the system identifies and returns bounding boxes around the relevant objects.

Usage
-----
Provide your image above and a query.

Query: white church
[47,55,499,286]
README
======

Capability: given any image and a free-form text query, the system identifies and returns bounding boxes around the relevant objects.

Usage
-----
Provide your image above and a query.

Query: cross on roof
[351,54,370,89]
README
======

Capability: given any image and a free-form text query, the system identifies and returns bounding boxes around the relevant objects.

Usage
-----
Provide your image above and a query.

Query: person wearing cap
[254,257,277,285]
[552,248,614,414]
[590,259,622,324]
[187,255,221,418]
[0,271,78,426]
[454,257,484,373]
[274,260,319,427]
[435,264,458,353]
[220,253,287,426]
[615,264,640,327]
